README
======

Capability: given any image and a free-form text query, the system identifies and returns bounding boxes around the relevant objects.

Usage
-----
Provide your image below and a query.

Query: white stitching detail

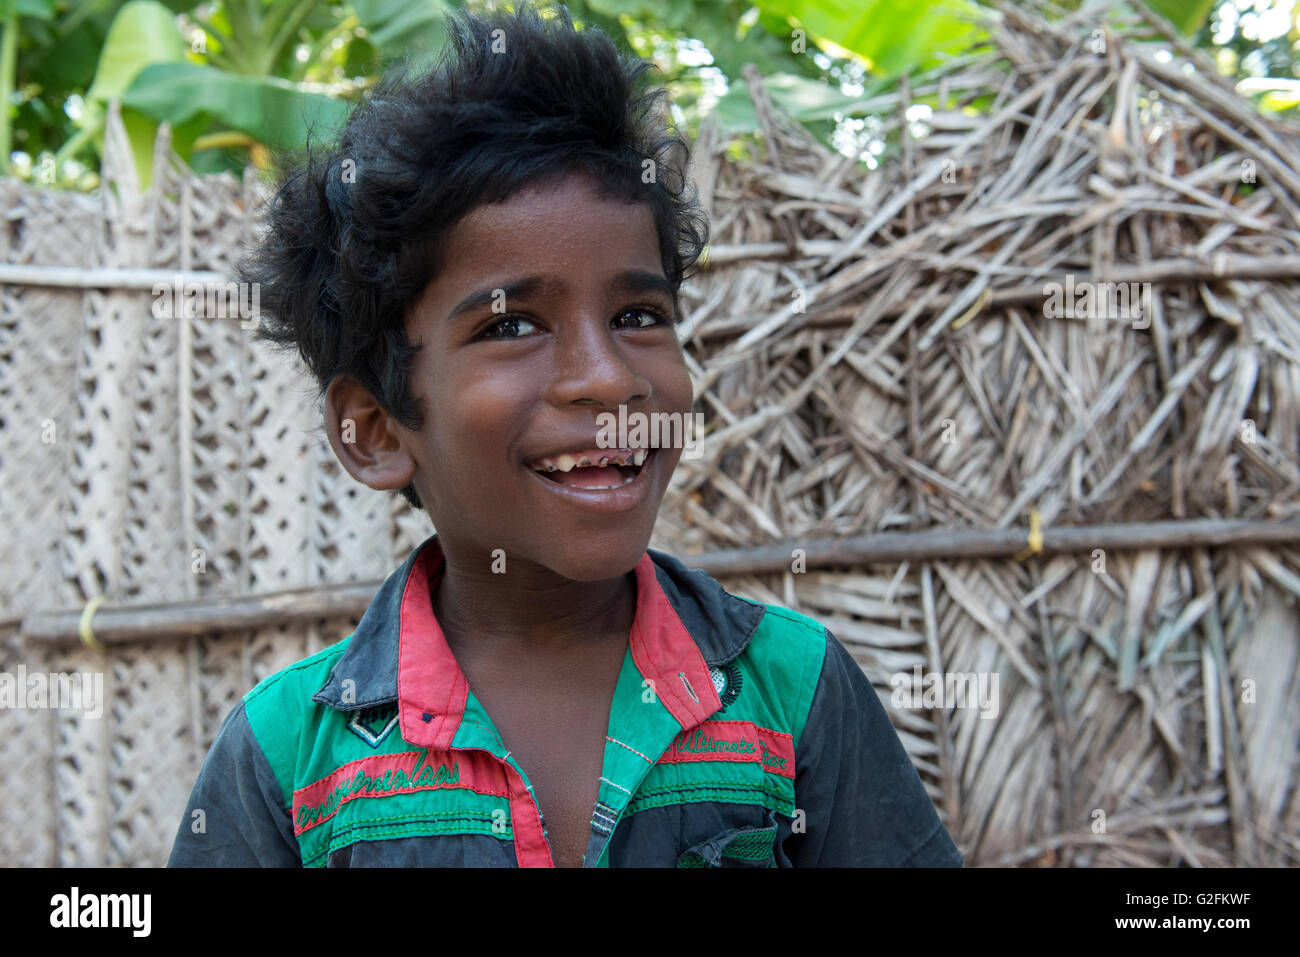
[599,776,632,795]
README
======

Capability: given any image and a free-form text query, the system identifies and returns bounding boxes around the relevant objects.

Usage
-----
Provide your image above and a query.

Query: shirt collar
[312,534,764,742]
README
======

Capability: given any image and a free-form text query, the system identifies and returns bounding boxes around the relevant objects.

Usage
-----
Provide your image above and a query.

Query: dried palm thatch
[650,0,1300,865]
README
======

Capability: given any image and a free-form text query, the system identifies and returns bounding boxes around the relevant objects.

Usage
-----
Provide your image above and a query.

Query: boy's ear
[324,375,418,493]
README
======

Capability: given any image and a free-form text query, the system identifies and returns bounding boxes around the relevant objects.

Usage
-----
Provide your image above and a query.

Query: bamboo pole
[19,517,1300,645]
[0,264,227,289]
[2,251,1292,290]
[22,581,381,645]
[696,254,1300,339]
[687,517,1300,576]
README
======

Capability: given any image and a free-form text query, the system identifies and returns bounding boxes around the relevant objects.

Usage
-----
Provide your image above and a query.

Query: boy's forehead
[413,174,667,319]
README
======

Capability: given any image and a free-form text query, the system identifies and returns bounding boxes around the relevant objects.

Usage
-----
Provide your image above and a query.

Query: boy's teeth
[531,448,650,472]
[527,447,650,475]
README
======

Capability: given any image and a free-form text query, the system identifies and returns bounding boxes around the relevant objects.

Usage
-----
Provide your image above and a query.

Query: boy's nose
[549,320,652,408]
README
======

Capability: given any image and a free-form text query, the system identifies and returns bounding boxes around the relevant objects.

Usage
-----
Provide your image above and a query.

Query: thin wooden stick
[690,517,1300,574]
[696,254,1300,338]
[0,264,227,289]
[23,581,381,645]
[20,518,1299,644]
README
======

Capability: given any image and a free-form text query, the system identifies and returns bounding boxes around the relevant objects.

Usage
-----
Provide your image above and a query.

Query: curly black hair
[243,1,709,510]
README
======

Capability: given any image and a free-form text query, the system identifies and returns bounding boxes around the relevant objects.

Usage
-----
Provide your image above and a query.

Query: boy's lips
[525,445,651,493]
[522,448,658,511]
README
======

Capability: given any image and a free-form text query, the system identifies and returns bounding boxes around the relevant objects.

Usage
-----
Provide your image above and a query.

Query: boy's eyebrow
[446,270,675,321]
[609,269,675,302]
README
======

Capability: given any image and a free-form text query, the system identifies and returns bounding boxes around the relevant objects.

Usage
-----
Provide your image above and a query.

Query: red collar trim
[396,539,465,750]
[395,539,720,749]
[629,552,721,727]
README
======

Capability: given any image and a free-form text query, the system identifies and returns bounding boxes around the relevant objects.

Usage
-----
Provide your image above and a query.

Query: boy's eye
[475,307,671,340]
[477,316,540,340]
[612,307,670,329]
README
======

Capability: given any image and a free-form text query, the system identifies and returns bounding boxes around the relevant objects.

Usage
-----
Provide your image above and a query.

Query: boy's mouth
[527,448,653,490]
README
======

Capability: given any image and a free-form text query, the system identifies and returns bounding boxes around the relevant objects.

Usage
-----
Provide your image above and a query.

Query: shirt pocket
[676,811,779,868]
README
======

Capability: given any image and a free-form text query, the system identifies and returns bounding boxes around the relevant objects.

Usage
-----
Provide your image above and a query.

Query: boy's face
[329,171,694,582]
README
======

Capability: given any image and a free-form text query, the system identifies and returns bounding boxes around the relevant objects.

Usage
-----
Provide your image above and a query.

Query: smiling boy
[167,3,962,868]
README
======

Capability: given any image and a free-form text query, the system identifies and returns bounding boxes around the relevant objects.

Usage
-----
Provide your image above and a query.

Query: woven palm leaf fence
[2,0,1299,866]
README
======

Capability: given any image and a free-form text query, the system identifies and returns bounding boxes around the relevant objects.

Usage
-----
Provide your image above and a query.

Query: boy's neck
[431,551,637,658]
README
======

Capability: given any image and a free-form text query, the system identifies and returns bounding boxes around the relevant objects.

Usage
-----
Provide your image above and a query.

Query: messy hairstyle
[244,1,709,510]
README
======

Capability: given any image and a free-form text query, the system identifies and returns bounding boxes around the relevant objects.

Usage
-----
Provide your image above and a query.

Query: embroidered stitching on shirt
[599,776,632,795]
[347,704,400,748]
[606,735,654,763]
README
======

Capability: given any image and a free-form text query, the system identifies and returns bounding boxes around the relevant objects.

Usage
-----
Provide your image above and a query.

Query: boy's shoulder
[649,549,836,746]
[647,547,831,657]
[747,599,833,650]
[245,638,352,704]
[241,538,431,720]
[241,637,355,733]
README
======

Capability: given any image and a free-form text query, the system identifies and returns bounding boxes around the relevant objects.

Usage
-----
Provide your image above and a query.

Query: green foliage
[712,70,889,133]
[3,0,454,183]
[756,0,983,74]
[124,62,351,149]
[73,0,189,187]
[581,0,824,80]
[87,0,186,100]
[3,0,1297,188]
[1144,0,1216,35]
[15,1,57,19]
[350,0,450,67]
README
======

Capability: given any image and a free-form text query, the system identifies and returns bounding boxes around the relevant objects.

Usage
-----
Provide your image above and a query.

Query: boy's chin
[533,530,655,583]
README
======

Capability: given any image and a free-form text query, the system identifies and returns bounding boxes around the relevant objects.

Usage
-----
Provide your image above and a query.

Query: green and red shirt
[167,535,963,867]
